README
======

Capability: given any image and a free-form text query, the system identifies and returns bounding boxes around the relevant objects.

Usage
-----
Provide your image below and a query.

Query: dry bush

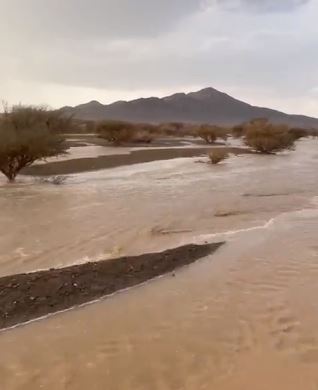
[216,127,229,141]
[97,120,157,145]
[243,119,296,154]
[132,130,154,143]
[84,120,96,133]
[0,105,68,182]
[309,129,318,137]
[158,122,186,136]
[232,123,245,138]
[208,149,229,164]
[198,125,217,144]
[288,127,310,140]
[198,125,228,144]
[96,120,136,145]
[47,112,79,134]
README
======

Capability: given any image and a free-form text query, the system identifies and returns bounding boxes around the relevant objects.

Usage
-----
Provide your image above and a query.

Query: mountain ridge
[61,87,318,128]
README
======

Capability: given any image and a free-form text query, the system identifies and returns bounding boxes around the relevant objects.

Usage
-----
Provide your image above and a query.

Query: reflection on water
[0,139,318,389]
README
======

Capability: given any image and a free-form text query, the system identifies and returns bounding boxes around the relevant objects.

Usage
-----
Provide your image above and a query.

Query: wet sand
[0,242,223,330]
[22,146,249,176]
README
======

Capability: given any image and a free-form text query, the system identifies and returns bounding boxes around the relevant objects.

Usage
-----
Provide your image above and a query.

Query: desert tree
[0,105,68,182]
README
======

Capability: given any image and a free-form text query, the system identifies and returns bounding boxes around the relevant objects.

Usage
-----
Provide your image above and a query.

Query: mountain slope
[61,87,318,128]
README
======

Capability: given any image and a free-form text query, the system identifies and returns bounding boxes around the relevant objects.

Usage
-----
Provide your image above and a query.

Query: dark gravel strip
[0,242,224,330]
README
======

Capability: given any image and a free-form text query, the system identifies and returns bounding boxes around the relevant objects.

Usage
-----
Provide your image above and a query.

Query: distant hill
[61,87,318,128]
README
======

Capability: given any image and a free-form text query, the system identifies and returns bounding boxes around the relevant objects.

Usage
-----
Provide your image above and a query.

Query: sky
[1,0,317,116]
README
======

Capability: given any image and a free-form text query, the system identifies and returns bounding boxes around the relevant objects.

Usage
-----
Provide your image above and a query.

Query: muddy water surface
[0,139,318,389]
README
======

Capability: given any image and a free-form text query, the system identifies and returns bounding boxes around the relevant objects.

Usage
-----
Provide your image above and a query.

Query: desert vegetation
[96,120,156,145]
[96,120,232,144]
[231,118,310,154]
[208,149,230,164]
[0,105,69,182]
[242,119,297,154]
[197,125,229,144]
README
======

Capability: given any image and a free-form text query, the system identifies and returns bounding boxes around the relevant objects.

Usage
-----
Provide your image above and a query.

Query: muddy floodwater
[0,139,318,389]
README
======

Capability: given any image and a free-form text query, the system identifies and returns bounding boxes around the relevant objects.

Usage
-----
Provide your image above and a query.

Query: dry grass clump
[208,149,230,164]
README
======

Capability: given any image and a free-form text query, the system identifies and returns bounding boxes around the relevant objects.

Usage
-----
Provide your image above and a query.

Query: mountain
[61,87,318,128]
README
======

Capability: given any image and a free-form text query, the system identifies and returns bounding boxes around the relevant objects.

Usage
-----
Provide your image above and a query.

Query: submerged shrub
[208,149,229,164]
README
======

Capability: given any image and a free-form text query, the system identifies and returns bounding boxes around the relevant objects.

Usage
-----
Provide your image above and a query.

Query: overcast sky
[1,0,317,116]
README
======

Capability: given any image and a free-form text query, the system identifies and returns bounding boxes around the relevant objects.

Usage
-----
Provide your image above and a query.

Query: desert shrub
[96,120,137,145]
[158,122,185,136]
[197,125,229,144]
[243,119,296,154]
[309,129,318,137]
[288,127,309,140]
[0,105,68,182]
[168,122,184,132]
[132,130,154,143]
[208,149,229,164]
[215,127,229,141]
[46,112,79,134]
[97,120,157,144]
[78,120,96,134]
[198,125,218,144]
[232,123,245,138]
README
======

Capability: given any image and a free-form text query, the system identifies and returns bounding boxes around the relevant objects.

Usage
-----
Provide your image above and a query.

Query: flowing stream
[0,139,317,389]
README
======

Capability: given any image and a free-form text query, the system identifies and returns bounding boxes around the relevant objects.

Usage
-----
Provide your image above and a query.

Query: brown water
[0,139,318,389]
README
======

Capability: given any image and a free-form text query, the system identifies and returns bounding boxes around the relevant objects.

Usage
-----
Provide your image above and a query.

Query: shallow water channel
[0,139,318,389]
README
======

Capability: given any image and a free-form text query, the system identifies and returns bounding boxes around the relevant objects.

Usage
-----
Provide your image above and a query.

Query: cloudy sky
[1,0,317,116]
